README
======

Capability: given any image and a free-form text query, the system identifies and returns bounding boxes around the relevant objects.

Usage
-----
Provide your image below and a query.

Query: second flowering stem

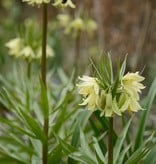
[41,3,49,164]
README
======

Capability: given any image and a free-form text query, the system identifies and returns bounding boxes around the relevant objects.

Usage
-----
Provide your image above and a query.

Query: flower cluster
[6,38,53,60]
[5,20,54,61]
[57,14,97,38]
[22,0,50,5]
[22,0,75,8]
[77,57,145,117]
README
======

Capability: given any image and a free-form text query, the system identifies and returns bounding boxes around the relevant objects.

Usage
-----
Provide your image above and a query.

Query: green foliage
[0,64,79,163]
[134,78,156,150]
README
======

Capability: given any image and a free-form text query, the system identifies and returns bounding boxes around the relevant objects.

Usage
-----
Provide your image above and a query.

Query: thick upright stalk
[41,3,49,164]
[41,4,47,87]
[108,117,113,164]
[74,33,80,79]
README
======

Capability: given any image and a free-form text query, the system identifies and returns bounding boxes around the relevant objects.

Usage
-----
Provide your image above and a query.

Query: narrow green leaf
[119,54,127,78]
[79,128,95,158]
[69,152,98,164]
[53,105,67,133]
[0,152,25,164]
[71,110,92,148]
[48,145,62,164]
[125,145,153,164]
[113,118,132,163]
[0,147,28,164]
[0,117,36,138]
[19,109,44,141]
[134,78,156,150]
[143,145,156,164]
[0,135,35,155]
[58,137,76,155]
[93,137,106,164]
[107,52,114,83]
[89,118,107,154]
[117,144,131,164]
[68,110,92,163]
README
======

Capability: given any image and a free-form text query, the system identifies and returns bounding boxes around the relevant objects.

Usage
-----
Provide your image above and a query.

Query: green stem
[26,61,31,111]
[41,4,47,87]
[27,62,31,79]
[41,3,49,164]
[74,32,80,79]
[108,117,113,164]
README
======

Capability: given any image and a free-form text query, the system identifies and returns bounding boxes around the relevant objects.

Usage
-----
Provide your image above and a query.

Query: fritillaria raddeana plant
[77,54,145,164]
[5,0,75,164]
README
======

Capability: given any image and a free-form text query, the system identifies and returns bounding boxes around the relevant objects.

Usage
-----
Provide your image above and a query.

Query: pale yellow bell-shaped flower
[57,14,71,28]
[77,76,99,110]
[65,18,85,38]
[85,19,97,36]
[53,0,75,8]
[36,45,54,59]
[97,90,106,110]
[128,97,143,112]
[118,92,143,113]
[22,0,50,5]
[5,38,22,57]
[118,93,130,112]
[19,46,35,58]
[99,93,121,117]
[121,72,145,100]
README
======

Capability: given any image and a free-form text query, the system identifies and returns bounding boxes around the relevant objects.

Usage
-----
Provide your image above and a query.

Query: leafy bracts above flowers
[77,54,145,117]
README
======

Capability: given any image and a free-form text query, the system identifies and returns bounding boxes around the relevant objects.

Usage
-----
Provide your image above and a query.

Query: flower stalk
[41,3,47,87]
[41,3,49,164]
[27,62,31,79]
[74,32,80,79]
[108,117,113,164]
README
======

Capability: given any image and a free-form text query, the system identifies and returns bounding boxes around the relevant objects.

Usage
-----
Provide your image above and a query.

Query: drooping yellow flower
[85,19,97,36]
[118,93,130,112]
[99,92,121,117]
[65,18,85,37]
[118,92,143,113]
[22,0,50,5]
[5,38,22,57]
[19,46,35,58]
[35,45,54,59]
[57,14,71,28]
[53,0,75,8]
[121,72,145,100]
[128,96,143,112]
[77,76,99,110]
